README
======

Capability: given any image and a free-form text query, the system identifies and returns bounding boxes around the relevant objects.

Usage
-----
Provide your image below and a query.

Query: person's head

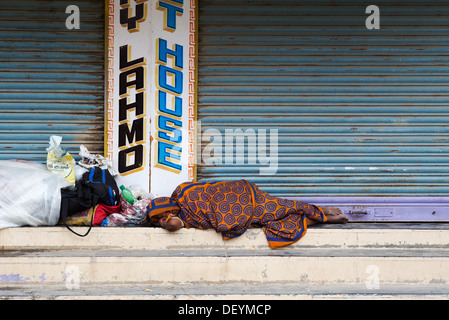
[147,197,183,231]
[159,212,184,231]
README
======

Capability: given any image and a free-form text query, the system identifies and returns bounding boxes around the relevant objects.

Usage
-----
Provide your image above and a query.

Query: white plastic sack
[0,160,71,229]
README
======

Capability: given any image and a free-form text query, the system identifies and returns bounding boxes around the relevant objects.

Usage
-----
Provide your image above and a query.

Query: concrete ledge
[2,224,449,250]
[2,283,449,300]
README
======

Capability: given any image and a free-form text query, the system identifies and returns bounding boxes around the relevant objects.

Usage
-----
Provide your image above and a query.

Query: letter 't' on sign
[65,5,80,30]
[365,5,380,30]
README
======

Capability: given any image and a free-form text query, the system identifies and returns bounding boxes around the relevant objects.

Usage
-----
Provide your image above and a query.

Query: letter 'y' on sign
[120,0,148,32]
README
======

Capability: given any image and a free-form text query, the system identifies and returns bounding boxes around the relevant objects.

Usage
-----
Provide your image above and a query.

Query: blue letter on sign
[158,65,183,95]
[158,141,182,171]
[157,1,183,32]
[158,38,183,69]
[157,115,182,144]
[158,91,182,117]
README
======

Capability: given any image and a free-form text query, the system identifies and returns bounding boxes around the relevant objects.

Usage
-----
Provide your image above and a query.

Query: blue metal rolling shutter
[0,0,105,162]
[197,0,449,197]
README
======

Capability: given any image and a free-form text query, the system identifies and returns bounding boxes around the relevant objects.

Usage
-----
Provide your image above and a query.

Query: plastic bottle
[120,185,137,205]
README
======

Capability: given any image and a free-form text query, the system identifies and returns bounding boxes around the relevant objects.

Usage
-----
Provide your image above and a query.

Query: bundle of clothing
[147,180,327,248]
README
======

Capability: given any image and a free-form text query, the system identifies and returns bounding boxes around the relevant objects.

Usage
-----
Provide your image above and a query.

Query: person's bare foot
[321,207,349,224]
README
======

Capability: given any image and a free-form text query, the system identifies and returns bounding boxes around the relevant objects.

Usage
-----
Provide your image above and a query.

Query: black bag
[60,167,119,237]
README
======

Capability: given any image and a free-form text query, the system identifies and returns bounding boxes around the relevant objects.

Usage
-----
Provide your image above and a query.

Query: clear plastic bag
[46,135,76,184]
[78,145,117,176]
[0,160,71,229]
[127,185,154,201]
[101,185,154,227]
[101,195,153,227]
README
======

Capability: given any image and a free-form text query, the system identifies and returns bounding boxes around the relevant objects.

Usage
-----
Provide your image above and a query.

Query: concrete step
[2,249,449,284]
[1,224,449,299]
[2,283,449,300]
[2,223,449,251]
